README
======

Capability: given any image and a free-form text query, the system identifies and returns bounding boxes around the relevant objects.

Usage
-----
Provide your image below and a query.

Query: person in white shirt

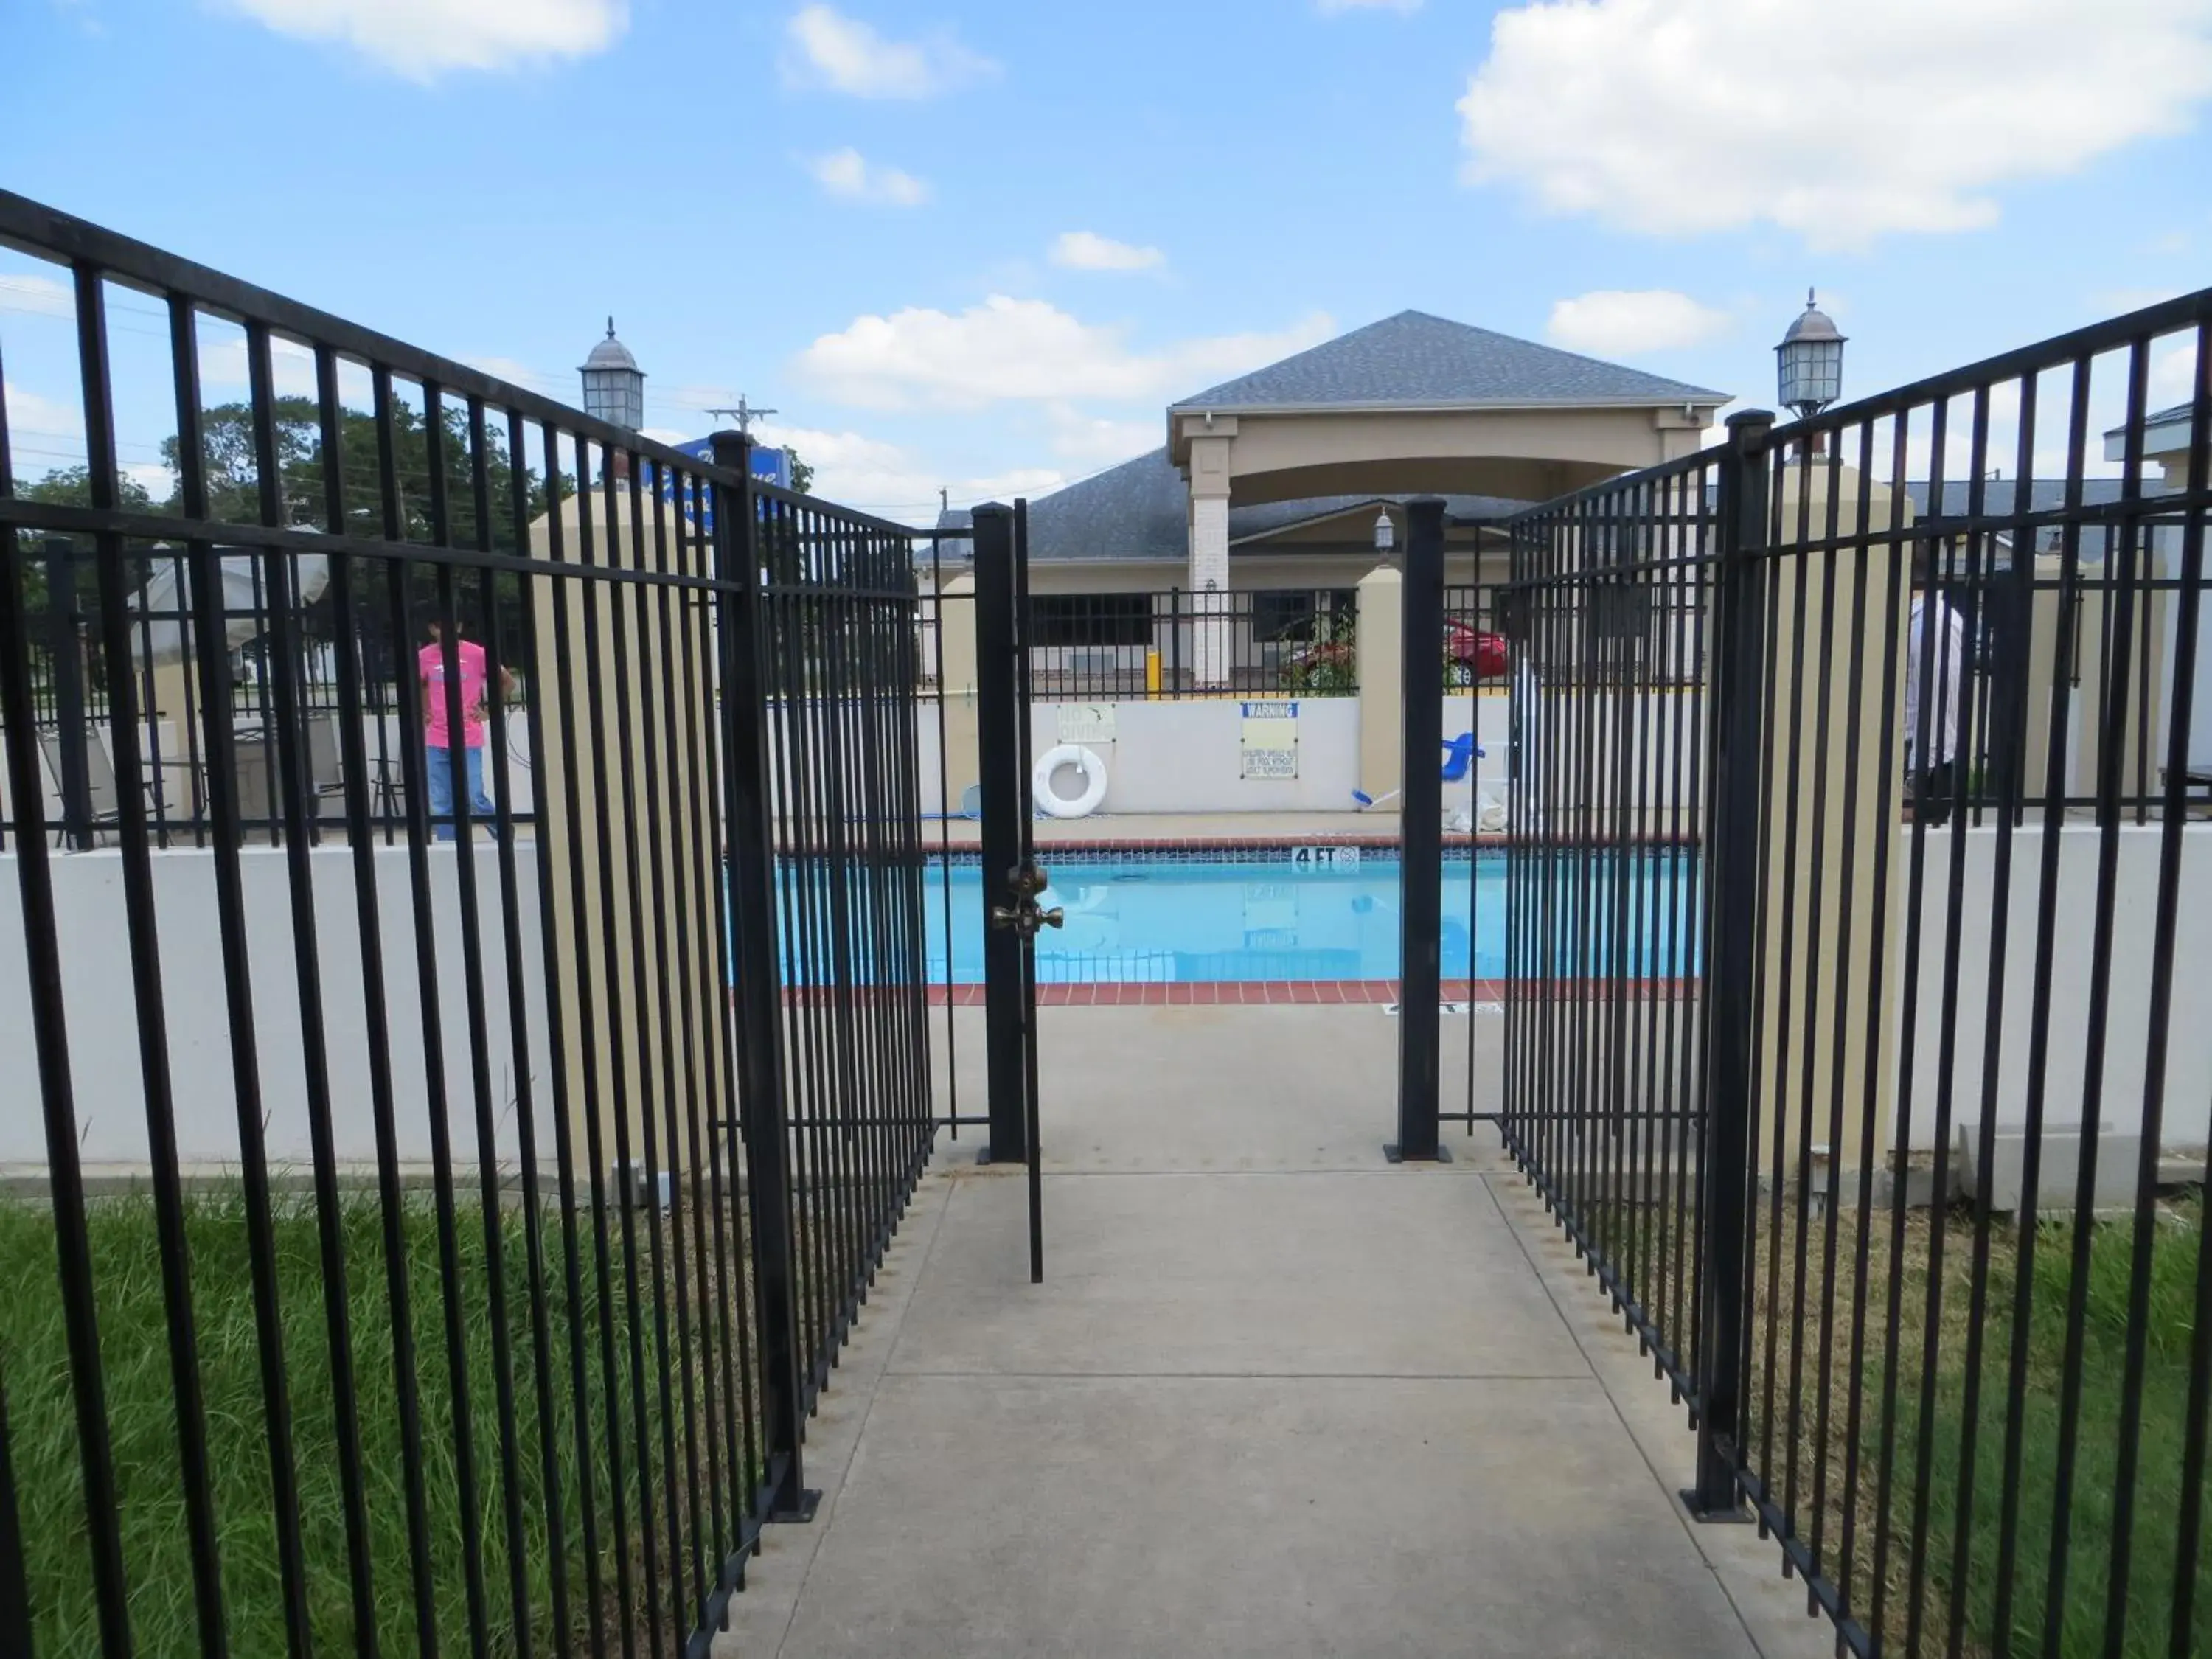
[1904,545,1969,827]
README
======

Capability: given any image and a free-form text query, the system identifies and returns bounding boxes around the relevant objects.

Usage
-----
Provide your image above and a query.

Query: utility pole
[706,395,778,436]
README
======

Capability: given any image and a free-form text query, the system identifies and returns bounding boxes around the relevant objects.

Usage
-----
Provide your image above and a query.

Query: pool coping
[917,978,1695,1006]
[914,833,1699,860]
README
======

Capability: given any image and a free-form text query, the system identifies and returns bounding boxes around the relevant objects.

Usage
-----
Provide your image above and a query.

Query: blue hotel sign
[653,437,793,535]
[668,436,792,489]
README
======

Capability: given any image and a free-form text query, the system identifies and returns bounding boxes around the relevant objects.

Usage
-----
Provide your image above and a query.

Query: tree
[785,446,814,494]
[18,463,156,512]
[159,397,567,548]
[10,465,157,615]
[154,400,568,673]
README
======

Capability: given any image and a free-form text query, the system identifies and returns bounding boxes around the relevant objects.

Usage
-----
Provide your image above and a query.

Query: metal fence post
[971,503,1029,1164]
[710,430,819,1524]
[1390,498,1448,1163]
[45,538,95,849]
[1685,409,1773,1520]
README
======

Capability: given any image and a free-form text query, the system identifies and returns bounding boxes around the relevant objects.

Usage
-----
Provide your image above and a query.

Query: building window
[1031,593,1154,647]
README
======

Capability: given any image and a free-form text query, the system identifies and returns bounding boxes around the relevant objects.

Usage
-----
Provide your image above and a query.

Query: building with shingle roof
[933,309,1730,608]
[1169,310,1725,414]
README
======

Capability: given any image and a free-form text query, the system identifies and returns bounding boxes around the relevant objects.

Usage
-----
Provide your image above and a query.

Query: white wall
[1026,697,1362,815]
[917,696,962,817]
[1498,686,1709,824]
[1891,824,2212,1150]
[1441,692,1513,821]
[0,844,552,1177]
[913,689,1671,821]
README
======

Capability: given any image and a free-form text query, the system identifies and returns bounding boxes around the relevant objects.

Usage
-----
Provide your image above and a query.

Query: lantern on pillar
[1775,290,1846,421]
[580,316,645,433]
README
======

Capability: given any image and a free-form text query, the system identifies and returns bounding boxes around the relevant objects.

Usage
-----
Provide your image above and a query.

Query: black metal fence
[13,534,501,846]
[0,190,931,1658]
[1009,586,1357,698]
[1443,582,1504,686]
[1500,288,2212,1655]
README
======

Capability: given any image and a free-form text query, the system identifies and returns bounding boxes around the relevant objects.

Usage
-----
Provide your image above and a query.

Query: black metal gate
[970,502,1053,1281]
[0,189,933,1659]
[1497,289,2212,1657]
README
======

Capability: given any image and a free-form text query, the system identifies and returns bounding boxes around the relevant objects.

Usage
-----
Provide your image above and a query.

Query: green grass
[1874,1202,2210,1658]
[1,1188,754,1658]
[1579,1188,2210,1657]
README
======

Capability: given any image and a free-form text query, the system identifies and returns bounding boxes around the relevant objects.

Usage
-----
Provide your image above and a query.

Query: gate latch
[990,860,1065,939]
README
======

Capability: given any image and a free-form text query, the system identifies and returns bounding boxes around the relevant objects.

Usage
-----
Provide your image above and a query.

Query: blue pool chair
[1354,735,1486,808]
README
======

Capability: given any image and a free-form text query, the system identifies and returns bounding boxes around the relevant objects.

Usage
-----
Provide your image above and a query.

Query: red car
[1446,618,1509,685]
[1282,618,1507,689]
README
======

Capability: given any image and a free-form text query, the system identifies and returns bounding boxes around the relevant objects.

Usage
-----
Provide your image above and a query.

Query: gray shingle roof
[935,448,1526,564]
[1905,479,2129,517]
[1169,310,1727,411]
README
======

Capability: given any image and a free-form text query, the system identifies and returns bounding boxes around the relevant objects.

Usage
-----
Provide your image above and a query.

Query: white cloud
[782,4,998,99]
[462,355,560,394]
[1546,289,1731,356]
[0,271,74,318]
[796,296,1333,411]
[122,461,176,498]
[4,380,83,445]
[1049,232,1166,273]
[1047,404,1160,464]
[1459,0,2212,250]
[2152,337,2200,406]
[807,147,932,206]
[219,0,626,80]
[754,422,1062,512]
[197,333,372,403]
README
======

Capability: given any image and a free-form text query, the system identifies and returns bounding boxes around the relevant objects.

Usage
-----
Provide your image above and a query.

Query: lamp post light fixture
[1776,290,1846,450]
[1374,508,1396,560]
[580,316,645,434]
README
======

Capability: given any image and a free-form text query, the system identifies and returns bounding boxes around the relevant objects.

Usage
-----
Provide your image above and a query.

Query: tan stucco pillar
[528,488,720,1194]
[1754,462,1914,1177]
[1357,564,1403,804]
[935,574,980,813]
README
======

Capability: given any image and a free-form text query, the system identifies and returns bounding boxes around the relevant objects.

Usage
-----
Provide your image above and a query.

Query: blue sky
[5,0,2210,516]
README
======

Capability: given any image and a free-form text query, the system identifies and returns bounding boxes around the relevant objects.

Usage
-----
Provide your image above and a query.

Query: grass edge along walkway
[1,1186,757,1658]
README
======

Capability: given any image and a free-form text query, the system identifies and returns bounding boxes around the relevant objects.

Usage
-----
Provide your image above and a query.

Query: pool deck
[717,1005,1830,1659]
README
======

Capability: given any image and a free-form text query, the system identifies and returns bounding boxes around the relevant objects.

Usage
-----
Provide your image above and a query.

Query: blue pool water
[900,852,1697,986]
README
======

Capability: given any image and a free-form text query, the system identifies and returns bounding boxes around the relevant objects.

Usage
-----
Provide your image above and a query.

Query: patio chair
[305,714,352,822]
[1352,735,1488,810]
[38,728,125,847]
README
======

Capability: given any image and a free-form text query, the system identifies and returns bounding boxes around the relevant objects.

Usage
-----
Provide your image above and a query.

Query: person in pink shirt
[419,619,516,841]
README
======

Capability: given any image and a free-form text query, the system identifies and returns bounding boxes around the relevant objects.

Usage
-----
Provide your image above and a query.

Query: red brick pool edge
[915,978,1693,1006]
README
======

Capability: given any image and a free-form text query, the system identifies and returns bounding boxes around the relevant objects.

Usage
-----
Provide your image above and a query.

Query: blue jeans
[425,744,498,841]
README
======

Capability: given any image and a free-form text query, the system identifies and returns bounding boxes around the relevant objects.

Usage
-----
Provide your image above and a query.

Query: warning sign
[1239,700,1299,780]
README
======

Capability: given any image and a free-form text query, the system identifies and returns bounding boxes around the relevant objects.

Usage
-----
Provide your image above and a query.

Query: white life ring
[1033,743,1108,819]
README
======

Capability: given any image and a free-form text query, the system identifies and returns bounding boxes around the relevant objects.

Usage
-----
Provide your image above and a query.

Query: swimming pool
[906,850,1697,985]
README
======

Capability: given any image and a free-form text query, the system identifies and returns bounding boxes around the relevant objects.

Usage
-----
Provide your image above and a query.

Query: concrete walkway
[719,1007,1830,1659]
